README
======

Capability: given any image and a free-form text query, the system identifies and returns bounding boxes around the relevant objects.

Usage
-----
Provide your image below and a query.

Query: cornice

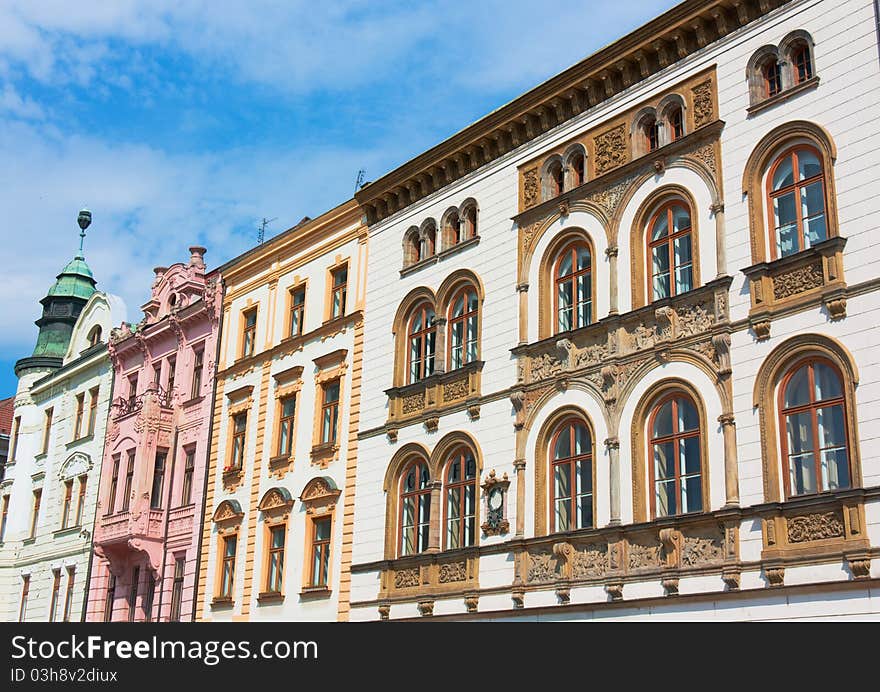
[356,0,792,224]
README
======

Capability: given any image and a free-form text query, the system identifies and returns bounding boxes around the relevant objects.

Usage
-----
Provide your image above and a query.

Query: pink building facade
[86,247,221,622]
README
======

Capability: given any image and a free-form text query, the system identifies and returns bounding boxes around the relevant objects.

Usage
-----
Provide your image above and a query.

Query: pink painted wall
[86,247,221,622]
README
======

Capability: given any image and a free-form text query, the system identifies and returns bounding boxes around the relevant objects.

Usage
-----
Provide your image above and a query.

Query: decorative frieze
[594,124,629,175]
[691,79,714,127]
[772,261,824,300]
[438,562,468,584]
[786,511,845,544]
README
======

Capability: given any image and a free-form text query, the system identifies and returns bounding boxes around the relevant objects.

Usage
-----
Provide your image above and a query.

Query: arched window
[423,225,436,258]
[448,286,479,370]
[569,153,585,188]
[550,419,593,532]
[668,106,684,141]
[554,242,592,333]
[462,205,477,241]
[444,210,461,248]
[546,160,564,199]
[792,44,813,84]
[648,202,693,300]
[767,146,826,258]
[763,58,782,97]
[87,325,102,348]
[779,359,850,497]
[643,116,659,152]
[443,447,477,549]
[399,460,431,556]
[407,303,436,384]
[404,228,421,266]
[649,394,703,518]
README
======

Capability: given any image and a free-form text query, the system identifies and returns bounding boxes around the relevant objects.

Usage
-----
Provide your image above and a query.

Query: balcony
[94,508,166,572]
[111,384,174,420]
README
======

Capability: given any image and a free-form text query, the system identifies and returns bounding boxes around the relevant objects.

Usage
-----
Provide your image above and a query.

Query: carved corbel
[512,589,525,609]
[386,427,398,443]
[659,527,681,569]
[654,306,678,344]
[510,390,525,431]
[555,586,571,605]
[559,199,570,217]
[424,417,439,433]
[605,581,624,601]
[711,333,732,376]
[751,318,771,341]
[653,158,666,175]
[464,594,479,613]
[417,600,434,617]
[661,577,679,596]
[765,563,785,587]
[600,364,619,406]
[553,542,575,580]
[466,402,481,421]
[847,553,871,579]
[378,603,391,621]
[824,295,847,321]
[722,567,741,591]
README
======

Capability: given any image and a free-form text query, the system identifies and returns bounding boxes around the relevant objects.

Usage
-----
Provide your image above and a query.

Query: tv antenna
[257,216,277,244]
[354,169,366,194]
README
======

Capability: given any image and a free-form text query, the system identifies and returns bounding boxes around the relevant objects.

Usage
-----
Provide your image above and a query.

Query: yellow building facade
[196,201,367,621]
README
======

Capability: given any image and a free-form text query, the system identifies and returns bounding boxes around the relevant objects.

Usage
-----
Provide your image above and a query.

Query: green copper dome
[46,254,97,300]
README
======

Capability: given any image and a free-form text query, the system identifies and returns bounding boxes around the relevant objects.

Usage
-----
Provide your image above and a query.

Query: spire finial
[77,208,91,258]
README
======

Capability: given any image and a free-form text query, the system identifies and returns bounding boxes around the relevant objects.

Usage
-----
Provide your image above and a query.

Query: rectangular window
[191,348,204,399]
[9,416,20,461]
[143,572,155,622]
[121,450,135,512]
[73,393,85,440]
[103,573,115,622]
[230,413,247,471]
[220,534,237,599]
[152,363,162,388]
[29,489,41,538]
[49,569,61,622]
[127,373,138,408]
[87,387,99,436]
[180,448,195,506]
[0,495,9,542]
[62,567,75,622]
[61,480,73,528]
[265,525,285,594]
[242,308,257,358]
[330,265,348,320]
[41,408,53,455]
[277,396,296,457]
[310,517,332,588]
[106,456,120,516]
[289,287,306,337]
[150,451,167,509]
[74,477,87,526]
[167,357,176,396]
[320,380,340,446]
[128,567,139,622]
[19,576,30,622]
[170,557,185,622]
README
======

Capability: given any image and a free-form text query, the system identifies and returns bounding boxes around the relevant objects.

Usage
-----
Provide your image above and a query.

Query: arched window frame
[548,417,595,533]
[647,392,705,518]
[552,240,593,334]
[446,284,480,372]
[645,198,697,302]
[442,446,478,550]
[562,145,587,191]
[541,156,565,201]
[406,302,437,385]
[764,143,828,260]
[391,287,437,388]
[397,457,432,557]
[780,30,816,87]
[459,199,478,242]
[657,94,687,146]
[87,325,103,348]
[441,208,461,250]
[420,218,437,258]
[403,226,422,267]
[762,57,783,98]
[777,357,852,499]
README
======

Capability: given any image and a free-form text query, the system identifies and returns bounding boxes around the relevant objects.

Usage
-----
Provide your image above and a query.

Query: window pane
[467,291,478,313]
[680,436,701,476]
[555,497,571,532]
[784,366,811,408]
[821,447,850,490]
[577,275,591,328]
[576,458,592,495]
[813,363,842,401]
[798,150,822,180]
[774,192,798,256]
[677,398,699,432]
[447,487,461,519]
[419,463,430,489]
[786,411,814,456]
[816,404,846,448]
[801,183,826,248]
[772,155,795,190]
[576,493,593,530]
[682,475,703,514]
[555,463,571,500]
[465,455,476,479]
[653,401,673,437]
[554,429,571,459]
[672,206,690,232]
[674,233,692,265]
[654,441,675,479]
[652,246,670,298]
[448,458,461,483]
[574,423,591,456]
[557,252,573,277]
[651,212,669,240]
[789,453,816,495]
[675,264,693,295]
[557,281,573,332]
[656,479,676,517]
[577,247,591,271]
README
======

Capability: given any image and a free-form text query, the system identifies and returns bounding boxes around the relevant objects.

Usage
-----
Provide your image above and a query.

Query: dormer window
[87,325,102,348]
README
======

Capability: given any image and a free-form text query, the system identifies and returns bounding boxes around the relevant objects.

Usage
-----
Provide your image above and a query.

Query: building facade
[196,202,367,621]
[0,232,125,622]
[85,247,221,622]
[348,0,880,620]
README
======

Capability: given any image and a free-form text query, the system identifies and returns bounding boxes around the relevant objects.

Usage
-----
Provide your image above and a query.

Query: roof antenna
[354,169,366,194]
[257,216,277,244]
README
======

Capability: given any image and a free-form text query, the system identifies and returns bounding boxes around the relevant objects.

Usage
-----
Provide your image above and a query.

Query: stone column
[711,202,727,280]
[516,283,529,346]
[605,437,621,526]
[514,458,526,537]
[719,413,740,507]
[605,246,619,315]
[433,317,447,375]
[428,480,443,551]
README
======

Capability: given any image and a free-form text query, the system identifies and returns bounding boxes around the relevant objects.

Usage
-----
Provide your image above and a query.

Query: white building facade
[0,265,125,621]
[349,0,880,621]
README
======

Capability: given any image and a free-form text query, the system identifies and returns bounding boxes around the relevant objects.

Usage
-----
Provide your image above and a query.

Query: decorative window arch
[420,218,437,258]
[562,145,587,190]
[258,488,293,598]
[765,144,827,259]
[442,207,461,249]
[211,499,244,603]
[534,407,596,536]
[406,302,436,384]
[442,446,478,550]
[630,380,710,523]
[753,334,861,503]
[553,241,593,333]
[459,199,478,241]
[632,108,659,157]
[403,226,422,267]
[748,32,817,109]
[779,30,816,87]
[647,199,695,301]
[398,457,432,557]
[657,94,686,145]
[447,284,479,371]
[747,45,781,105]
[391,287,437,388]
[742,121,839,266]
[541,156,565,201]
[87,325,103,348]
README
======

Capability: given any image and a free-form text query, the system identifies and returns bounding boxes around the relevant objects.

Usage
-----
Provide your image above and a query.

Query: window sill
[53,526,82,538]
[22,537,36,546]
[747,75,820,116]
[300,586,332,599]
[181,396,204,408]
[257,591,284,604]
[211,596,234,608]
[65,434,94,449]
[400,236,482,277]
[34,452,47,462]
[310,444,339,467]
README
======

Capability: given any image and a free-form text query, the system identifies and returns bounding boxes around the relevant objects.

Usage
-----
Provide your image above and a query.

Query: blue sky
[0,0,677,397]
